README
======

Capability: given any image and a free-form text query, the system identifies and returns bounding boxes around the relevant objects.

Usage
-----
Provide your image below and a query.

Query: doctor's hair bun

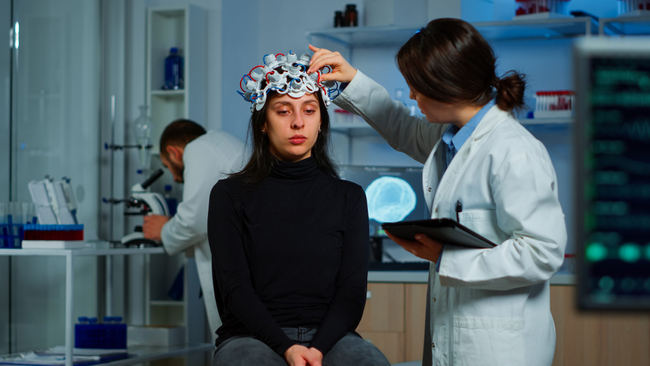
[495,70,527,113]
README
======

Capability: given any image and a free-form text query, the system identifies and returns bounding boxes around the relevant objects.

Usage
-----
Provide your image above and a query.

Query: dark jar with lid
[344,4,358,27]
[334,10,344,27]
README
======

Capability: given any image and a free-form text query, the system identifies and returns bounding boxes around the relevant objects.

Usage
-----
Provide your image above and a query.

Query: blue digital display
[339,166,430,237]
[366,176,417,223]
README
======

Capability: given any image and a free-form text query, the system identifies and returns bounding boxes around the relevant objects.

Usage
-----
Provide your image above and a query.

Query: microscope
[120,169,170,247]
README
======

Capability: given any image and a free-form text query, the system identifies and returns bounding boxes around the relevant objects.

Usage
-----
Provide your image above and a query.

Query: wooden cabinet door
[358,283,405,332]
[405,283,427,362]
[551,285,650,366]
[357,283,406,364]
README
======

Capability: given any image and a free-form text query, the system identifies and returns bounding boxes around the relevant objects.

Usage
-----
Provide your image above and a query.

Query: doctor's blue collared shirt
[441,99,495,168]
[436,99,495,271]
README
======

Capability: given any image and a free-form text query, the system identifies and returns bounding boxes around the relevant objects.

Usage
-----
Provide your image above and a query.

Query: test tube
[9,202,18,247]
[0,202,6,248]
[551,92,558,110]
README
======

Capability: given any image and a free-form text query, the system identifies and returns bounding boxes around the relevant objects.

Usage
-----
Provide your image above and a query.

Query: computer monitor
[339,165,431,234]
[339,166,431,270]
[574,38,650,310]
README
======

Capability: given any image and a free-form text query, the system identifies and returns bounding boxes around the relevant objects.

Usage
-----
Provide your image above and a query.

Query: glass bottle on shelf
[344,4,358,27]
[163,47,184,90]
[134,105,153,171]
[334,11,344,27]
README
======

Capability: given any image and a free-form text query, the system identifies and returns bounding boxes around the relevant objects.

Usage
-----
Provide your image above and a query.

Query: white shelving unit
[309,17,587,163]
[145,251,206,348]
[330,115,573,135]
[599,15,650,36]
[519,117,573,125]
[472,17,598,40]
[0,244,212,366]
[144,5,210,353]
[146,5,206,151]
[306,16,599,48]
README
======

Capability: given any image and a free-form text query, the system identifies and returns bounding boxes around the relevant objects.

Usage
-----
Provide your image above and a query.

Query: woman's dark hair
[397,18,526,112]
[230,89,338,184]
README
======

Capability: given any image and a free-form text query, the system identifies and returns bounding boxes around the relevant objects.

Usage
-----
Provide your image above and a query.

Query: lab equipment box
[127,325,186,346]
[75,318,127,349]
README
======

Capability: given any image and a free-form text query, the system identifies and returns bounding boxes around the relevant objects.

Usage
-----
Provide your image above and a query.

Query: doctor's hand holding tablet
[308,17,566,366]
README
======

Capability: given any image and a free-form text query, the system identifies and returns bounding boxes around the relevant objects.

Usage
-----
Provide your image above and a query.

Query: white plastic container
[127,325,186,346]
[618,0,650,16]
[534,90,575,118]
[514,0,571,19]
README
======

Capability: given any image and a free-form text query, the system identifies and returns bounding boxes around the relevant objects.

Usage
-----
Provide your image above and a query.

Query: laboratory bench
[0,243,213,366]
[368,269,576,285]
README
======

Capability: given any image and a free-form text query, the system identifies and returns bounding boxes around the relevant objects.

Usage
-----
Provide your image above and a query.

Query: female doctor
[308,18,567,366]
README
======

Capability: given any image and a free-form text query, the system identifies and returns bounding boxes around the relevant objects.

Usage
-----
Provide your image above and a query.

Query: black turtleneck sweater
[208,157,369,357]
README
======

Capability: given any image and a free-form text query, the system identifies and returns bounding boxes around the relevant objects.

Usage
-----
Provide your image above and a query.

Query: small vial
[334,11,343,27]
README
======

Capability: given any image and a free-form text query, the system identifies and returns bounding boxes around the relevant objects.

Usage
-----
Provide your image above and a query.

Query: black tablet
[381,218,497,249]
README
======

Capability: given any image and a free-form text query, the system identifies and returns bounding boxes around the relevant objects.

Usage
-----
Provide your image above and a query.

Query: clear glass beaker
[0,202,6,248]
[134,105,154,170]
[22,202,36,224]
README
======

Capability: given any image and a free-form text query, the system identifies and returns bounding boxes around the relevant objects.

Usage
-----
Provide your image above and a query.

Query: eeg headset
[238,51,341,112]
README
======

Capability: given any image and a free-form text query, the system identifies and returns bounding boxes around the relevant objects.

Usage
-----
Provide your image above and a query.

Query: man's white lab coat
[161,130,245,335]
[335,71,566,366]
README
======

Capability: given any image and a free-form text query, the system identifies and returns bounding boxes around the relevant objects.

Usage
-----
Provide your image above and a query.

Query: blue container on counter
[75,316,127,349]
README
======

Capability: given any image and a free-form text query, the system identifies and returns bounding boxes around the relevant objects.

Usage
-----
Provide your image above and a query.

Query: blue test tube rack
[75,316,127,349]
[0,215,35,249]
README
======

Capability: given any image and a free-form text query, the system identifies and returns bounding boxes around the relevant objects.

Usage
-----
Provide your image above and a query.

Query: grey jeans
[212,327,391,366]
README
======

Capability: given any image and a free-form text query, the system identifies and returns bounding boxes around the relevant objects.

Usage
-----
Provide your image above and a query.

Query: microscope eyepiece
[141,169,164,189]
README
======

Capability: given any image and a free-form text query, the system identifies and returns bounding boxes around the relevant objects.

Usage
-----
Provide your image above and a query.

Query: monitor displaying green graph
[575,38,650,310]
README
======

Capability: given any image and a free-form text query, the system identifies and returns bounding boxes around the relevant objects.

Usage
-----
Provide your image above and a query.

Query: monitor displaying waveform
[593,120,650,141]
[575,39,650,310]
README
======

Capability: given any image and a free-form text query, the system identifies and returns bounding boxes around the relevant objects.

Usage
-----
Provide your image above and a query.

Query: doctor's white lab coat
[161,130,245,336]
[335,71,567,366]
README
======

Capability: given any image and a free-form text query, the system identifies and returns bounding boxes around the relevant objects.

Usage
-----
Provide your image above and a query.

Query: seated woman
[208,51,390,366]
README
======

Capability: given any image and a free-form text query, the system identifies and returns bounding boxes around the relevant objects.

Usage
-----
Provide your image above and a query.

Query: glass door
[8,0,102,352]
[0,0,11,357]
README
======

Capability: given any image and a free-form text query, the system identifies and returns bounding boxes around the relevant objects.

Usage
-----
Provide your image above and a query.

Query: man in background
[143,119,245,336]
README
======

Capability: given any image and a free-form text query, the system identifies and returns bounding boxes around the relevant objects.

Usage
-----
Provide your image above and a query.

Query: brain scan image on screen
[365,176,417,223]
